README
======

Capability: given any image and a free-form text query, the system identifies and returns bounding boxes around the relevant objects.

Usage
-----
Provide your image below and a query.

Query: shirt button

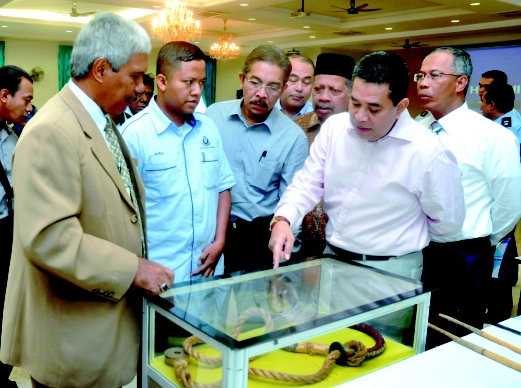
[131,215,138,223]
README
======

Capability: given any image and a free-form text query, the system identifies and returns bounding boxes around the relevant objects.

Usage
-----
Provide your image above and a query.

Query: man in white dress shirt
[269,51,465,277]
[416,47,521,348]
[269,51,465,341]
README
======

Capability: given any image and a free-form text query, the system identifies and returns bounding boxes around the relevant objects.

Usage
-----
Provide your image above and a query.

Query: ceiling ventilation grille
[497,10,521,17]
[331,30,364,36]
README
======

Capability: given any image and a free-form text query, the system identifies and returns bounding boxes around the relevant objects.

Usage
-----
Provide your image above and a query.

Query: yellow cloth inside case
[150,326,415,387]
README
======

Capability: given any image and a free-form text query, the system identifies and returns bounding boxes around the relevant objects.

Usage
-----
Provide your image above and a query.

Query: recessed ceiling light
[303,25,310,29]
[451,19,460,23]
[309,35,315,39]
[268,40,273,43]
[66,30,72,33]
[248,18,256,21]
[385,27,392,30]
[194,41,199,43]
[1,26,7,28]
[470,2,480,5]
[240,3,249,6]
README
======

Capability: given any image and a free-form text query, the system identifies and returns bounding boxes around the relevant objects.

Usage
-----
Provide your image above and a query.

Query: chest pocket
[249,158,282,193]
[201,148,219,189]
[144,157,178,198]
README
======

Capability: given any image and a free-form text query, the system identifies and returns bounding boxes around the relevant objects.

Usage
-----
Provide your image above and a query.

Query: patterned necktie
[104,118,146,257]
[430,120,443,135]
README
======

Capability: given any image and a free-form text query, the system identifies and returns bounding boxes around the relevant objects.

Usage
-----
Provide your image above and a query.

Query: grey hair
[428,47,473,95]
[71,13,151,78]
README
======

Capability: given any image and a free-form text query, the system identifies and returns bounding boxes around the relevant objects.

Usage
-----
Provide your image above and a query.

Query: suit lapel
[58,85,135,210]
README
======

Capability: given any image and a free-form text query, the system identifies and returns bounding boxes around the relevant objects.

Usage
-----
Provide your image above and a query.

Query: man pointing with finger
[269,51,465,281]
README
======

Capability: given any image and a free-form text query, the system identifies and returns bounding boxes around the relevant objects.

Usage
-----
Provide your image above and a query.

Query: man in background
[292,52,354,258]
[481,83,521,144]
[122,41,235,283]
[1,13,173,387]
[481,81,521,323]
[114,73,154,125]
[0,65,33,388]
[416,47,521,348]
[129,72,154,115]
[478,69,507,101]
[206,45,307,274]
[275,54,314,119]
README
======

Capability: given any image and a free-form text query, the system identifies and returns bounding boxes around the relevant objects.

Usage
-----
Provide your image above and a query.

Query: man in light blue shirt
[274,54,314,119]
[122,42,235,283]
[206,45,308,274]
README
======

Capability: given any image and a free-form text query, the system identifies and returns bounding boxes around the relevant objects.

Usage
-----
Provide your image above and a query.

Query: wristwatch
[269,215,290,231]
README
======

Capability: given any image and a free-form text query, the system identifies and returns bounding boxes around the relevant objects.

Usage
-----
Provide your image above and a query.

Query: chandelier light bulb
[210,19,241,62]
[151,1,202,42]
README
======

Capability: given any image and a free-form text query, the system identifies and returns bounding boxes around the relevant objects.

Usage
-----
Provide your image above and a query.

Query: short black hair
[483,83,515,113]
[481,70,507,84]
[351,51,409,106]
[0,65,33,96]
[156,41,206,78]
[143,73,155,90]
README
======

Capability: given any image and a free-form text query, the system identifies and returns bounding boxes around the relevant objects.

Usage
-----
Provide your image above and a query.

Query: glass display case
[143,257,432,387]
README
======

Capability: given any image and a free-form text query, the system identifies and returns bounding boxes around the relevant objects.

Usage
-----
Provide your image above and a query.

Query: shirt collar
[0,122,8,142]
[436,101,467,134]
[148,96,197,135]
[275,99,311,119]
[227,99,279,132]
[379,109,414,142]
[68,79,108,132]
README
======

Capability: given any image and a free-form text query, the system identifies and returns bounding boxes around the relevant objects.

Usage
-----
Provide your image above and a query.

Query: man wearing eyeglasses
[274,54,314,119]
[415,47,521,349]
[206,45,308,275]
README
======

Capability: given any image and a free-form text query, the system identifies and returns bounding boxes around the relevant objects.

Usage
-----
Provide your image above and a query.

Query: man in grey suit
[1,13,173,388]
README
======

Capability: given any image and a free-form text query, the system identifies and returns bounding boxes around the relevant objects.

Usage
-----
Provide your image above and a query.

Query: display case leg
[222,348,249,387]
[413,292,430,353]
[142,299,152,388]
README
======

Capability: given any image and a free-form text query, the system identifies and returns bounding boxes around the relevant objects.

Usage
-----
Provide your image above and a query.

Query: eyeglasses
[244,77,282,94]
[413,72,463,82]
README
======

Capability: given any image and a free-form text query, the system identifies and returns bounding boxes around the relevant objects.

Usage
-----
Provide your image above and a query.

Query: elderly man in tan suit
[0,13,174,388]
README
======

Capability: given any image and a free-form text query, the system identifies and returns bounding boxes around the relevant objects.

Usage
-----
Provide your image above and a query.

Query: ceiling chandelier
[210,19,241,62]
[151,1,202,42]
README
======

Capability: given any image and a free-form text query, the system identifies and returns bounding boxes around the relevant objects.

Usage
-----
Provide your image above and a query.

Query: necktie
[430,120,443,135]
[104,118,146,257]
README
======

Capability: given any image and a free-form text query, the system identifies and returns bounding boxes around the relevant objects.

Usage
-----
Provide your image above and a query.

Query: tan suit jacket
[1,85,147,387]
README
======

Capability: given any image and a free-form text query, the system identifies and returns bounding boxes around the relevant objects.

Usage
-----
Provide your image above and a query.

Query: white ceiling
[0,0,520,54]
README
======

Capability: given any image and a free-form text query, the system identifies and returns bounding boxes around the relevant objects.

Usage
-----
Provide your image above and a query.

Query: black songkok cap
[314,53,355,79]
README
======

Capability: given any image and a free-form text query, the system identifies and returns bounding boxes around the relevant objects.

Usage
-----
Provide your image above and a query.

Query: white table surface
[342,316,521,388]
